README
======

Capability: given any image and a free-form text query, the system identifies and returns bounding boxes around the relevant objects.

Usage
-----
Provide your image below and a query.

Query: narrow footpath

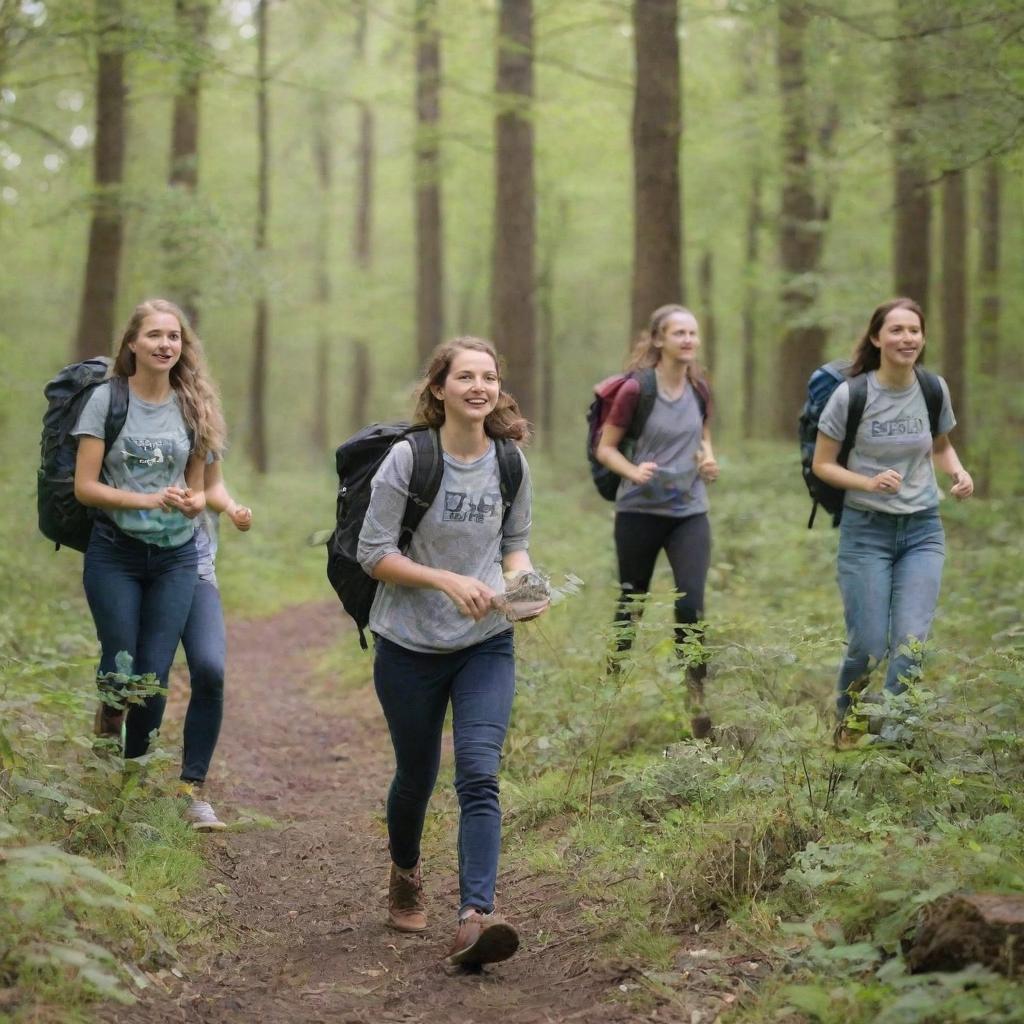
[100,602,684,1024]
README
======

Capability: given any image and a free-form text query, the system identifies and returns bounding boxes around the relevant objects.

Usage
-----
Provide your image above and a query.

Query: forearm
[595,443,641,482]
[370,552,451,591]
[74,478,153,511]
[205,480,236,515]
[811,460,874,493]
[932,440,965,478]
[502,549,533,574]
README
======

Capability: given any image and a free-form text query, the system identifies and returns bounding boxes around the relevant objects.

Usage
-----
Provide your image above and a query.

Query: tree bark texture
[892,0,931,304]
[167,0,210,327]
[354,103,375,271]
[491,0,536,418]
[775,0,828,435]
[350,340,371,433]
[415,0,444,369]
[630,0,682,337]
[247,0,270,473]
[74,0,126,361]
[697,250,715,374]
[977,159,1000,382]
[941,168,967,449]
[311,94,332,453]
[742,170,762,440]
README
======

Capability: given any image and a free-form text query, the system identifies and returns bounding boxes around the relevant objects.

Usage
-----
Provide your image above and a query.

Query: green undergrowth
[497,444,1024,1023]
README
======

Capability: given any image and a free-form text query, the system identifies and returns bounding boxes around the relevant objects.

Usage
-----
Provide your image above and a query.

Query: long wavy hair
[626,304,708,389]
[850,297,926,376]
[413,336,531,443]
[112,298,226,458]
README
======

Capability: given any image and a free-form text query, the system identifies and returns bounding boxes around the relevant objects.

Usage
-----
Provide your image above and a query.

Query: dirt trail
[101,602,686,1024]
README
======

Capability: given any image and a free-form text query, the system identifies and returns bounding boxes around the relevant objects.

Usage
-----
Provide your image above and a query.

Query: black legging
[613,511,711,666]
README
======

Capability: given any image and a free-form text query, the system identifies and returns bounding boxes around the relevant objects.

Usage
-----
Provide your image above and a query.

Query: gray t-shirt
[357,439,531,653]
[73,382,195,548]
[616,387,709,518]
[818,371,955,514]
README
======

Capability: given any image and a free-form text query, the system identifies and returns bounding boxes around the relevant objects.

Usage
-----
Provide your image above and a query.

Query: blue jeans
[835,506,945,716]
[179,579,225,783]
[373,630,516,916]
[83,519,198,758]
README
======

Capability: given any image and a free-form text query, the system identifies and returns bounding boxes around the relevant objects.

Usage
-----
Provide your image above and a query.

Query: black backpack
[38,359,130,552]
[586,367,709,501]
[325,424,525,648]
[799,361,943,528]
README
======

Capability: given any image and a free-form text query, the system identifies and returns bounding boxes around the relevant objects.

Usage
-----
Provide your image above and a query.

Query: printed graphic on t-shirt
[115,436,185,489]
[869,416,926,438]
[629,466,698,505]
[442,490,501,524]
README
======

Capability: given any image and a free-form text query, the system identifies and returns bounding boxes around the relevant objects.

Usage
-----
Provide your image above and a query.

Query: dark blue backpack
[799,361,943,528]
[37,359,130,552]
[325,424,524,648]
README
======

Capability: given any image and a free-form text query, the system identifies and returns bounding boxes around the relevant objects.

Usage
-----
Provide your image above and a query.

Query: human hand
[631,461,658,486]
[868,469,903,495]
[440,572,496,620]
[228,503,253,531]
[950,470,974,501]
[696,449,719,483]
[165,486,205,519]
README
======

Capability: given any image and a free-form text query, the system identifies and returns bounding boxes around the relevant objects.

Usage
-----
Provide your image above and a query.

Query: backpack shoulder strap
[400,428,443,548]
[914,367,944,437]
[627,368,658,440]
[494,438,525,527]
[103,377,130,456]
[692,376,710,422]
[839,374,868,464]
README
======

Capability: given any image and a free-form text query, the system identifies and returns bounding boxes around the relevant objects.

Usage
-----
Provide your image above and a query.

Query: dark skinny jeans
[179,579,225,783]
[613,511,711,667]
[83,519,198,759]
[373,630,515,917]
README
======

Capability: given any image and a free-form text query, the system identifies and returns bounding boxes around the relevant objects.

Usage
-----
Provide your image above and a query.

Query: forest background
[2,0,1024,1022]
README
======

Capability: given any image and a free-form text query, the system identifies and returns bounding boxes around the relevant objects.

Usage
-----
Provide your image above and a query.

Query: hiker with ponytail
[594,304,718,738]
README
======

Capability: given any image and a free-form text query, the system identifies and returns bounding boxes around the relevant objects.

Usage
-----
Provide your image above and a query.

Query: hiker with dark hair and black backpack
[593,304,717,739]
[812,298,973,750]
[71,299,225,769]
[356,336,544,968]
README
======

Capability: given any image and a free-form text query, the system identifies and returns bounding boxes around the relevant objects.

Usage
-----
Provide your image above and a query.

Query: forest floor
[97,601,744,1024]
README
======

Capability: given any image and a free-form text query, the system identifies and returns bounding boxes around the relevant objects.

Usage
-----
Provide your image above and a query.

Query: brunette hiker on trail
[173,460,252,831]
[594,304,718,738]
[73,299,226,796]
[356,337,547,967]
[812,298,973,750]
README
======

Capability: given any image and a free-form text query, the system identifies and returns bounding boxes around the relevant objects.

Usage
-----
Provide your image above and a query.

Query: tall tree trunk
[73,0,126,360]
[697,250,715,374]
[630,0,682,336]
[974,159,1000,495]
[414,0,444,368]
[977,160,1000,383]
[742,170,762,440]
[537,198,569,452]
[775,0,828,435]
[247,0,270,473]
[167,0,209,328]
[941,168,967,449]
[350,340,370,433]
[892,0,930,303]
[311,94,332,453]
[353,0,373,272]
[492,0,536,417]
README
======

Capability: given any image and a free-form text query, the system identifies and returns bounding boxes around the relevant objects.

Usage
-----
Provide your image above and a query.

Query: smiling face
[871,306,924,371]
[653,311,700,365]
[432,348,501,426]
[128,312,183,376]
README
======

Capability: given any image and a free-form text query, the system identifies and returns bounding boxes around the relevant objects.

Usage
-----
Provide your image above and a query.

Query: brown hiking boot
[93,702,125,740]
[388,862,427,932]
[446,910,519,967]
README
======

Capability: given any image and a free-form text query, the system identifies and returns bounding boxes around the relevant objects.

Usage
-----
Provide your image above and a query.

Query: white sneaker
[182,787,227,831]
